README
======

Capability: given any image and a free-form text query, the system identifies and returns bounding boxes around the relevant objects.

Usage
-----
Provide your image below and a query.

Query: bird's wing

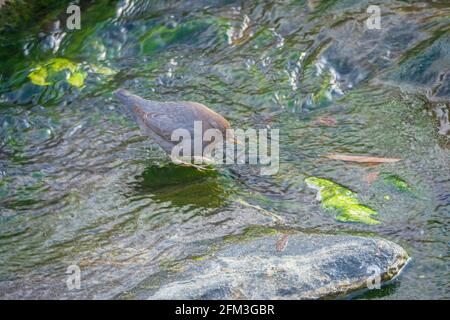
[139,101,230,142]
[140,111,186,143]
[186,102,231,132]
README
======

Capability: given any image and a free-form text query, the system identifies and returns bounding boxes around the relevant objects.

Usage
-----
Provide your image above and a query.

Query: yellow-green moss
[305,176,380,225]
[28,66,50,86]
[67,71,87,88]
[49,58,77,72]
[382,174,411,192]
[27,57,114,89]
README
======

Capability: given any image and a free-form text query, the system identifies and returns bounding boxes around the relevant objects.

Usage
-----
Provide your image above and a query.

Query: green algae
[381,174,411,192]
[50,58,77,73]
[27,57,115,89]
[189,255,207,262]
[369,173,416,201]
[67,71,87,88]
[28,66,50,86]
[90,65,116,76]
[28,58,85,88]
[304,176,338,190]
[305,177,380,225]
[322,192,358,208]
[312,72,333,107]
[335,204,379,225]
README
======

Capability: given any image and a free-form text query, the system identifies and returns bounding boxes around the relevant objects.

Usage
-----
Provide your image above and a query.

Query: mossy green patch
[90,65,116,76]
[312,72,333,107]
[28,58,82,88]
[322,193,359,208]
[49,58,77,73]
[67,71,87,88]
[336,204,379,225]
[305,176,380,225]
[304,176,338,190]
[26,57,114,90]
[189,255,207,262]
[28,66,50,86]
[381,174,411,192]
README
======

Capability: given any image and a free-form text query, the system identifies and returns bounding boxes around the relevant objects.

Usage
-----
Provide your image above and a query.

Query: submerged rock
[380,174,411,192]
[305,177,380,225]
[147,232,408,299]
[28,58,87,88]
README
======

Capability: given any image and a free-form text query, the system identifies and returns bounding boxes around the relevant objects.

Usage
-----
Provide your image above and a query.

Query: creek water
[0,0,448,299]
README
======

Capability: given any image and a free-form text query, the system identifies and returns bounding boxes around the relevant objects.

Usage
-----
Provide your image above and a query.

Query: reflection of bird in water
[114,88,235,169]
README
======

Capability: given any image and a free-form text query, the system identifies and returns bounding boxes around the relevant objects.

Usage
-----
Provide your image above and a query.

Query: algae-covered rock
[28,66,50,86]
[27,57,115,89]
[311,71,334,107]
[145,232,409,299]
[67,71,87,88]
[335,204,378,225]
[305,176,380,225]
[28,58,86,88]
[381,174,411,192]
[369,173,416,202]
[50,58,77,73]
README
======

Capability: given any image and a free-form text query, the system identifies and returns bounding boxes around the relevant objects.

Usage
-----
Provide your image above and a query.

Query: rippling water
[0,0,449,299]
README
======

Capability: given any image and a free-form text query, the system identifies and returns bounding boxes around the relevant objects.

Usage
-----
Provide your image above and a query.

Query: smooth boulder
[147,232,409,299]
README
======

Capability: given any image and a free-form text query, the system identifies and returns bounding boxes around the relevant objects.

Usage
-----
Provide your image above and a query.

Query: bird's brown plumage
[114,89,233,156]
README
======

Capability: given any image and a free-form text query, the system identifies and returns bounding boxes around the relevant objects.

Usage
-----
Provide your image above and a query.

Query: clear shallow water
[0,0,449,299]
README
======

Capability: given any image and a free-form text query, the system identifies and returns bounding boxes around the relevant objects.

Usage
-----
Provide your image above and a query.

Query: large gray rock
[147,233,409,299]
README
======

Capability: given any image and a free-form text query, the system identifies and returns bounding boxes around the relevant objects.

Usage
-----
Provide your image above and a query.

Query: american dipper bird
[115,89,282,222]
[114,89,235,166]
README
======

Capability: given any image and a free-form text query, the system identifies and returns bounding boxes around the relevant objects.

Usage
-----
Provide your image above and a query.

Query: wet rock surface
[145,232,409,299]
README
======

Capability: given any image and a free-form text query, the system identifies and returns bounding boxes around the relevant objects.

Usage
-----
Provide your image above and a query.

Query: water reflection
[131,164,231,208]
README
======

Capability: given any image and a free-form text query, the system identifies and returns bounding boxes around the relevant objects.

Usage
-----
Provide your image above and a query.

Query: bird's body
[114,89,278,216]
[114,89,232,160]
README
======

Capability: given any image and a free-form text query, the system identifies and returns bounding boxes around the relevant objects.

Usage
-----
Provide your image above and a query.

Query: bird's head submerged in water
[114,88,144,110]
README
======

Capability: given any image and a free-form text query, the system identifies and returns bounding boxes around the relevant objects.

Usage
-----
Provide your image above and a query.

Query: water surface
[0,0,449,299]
